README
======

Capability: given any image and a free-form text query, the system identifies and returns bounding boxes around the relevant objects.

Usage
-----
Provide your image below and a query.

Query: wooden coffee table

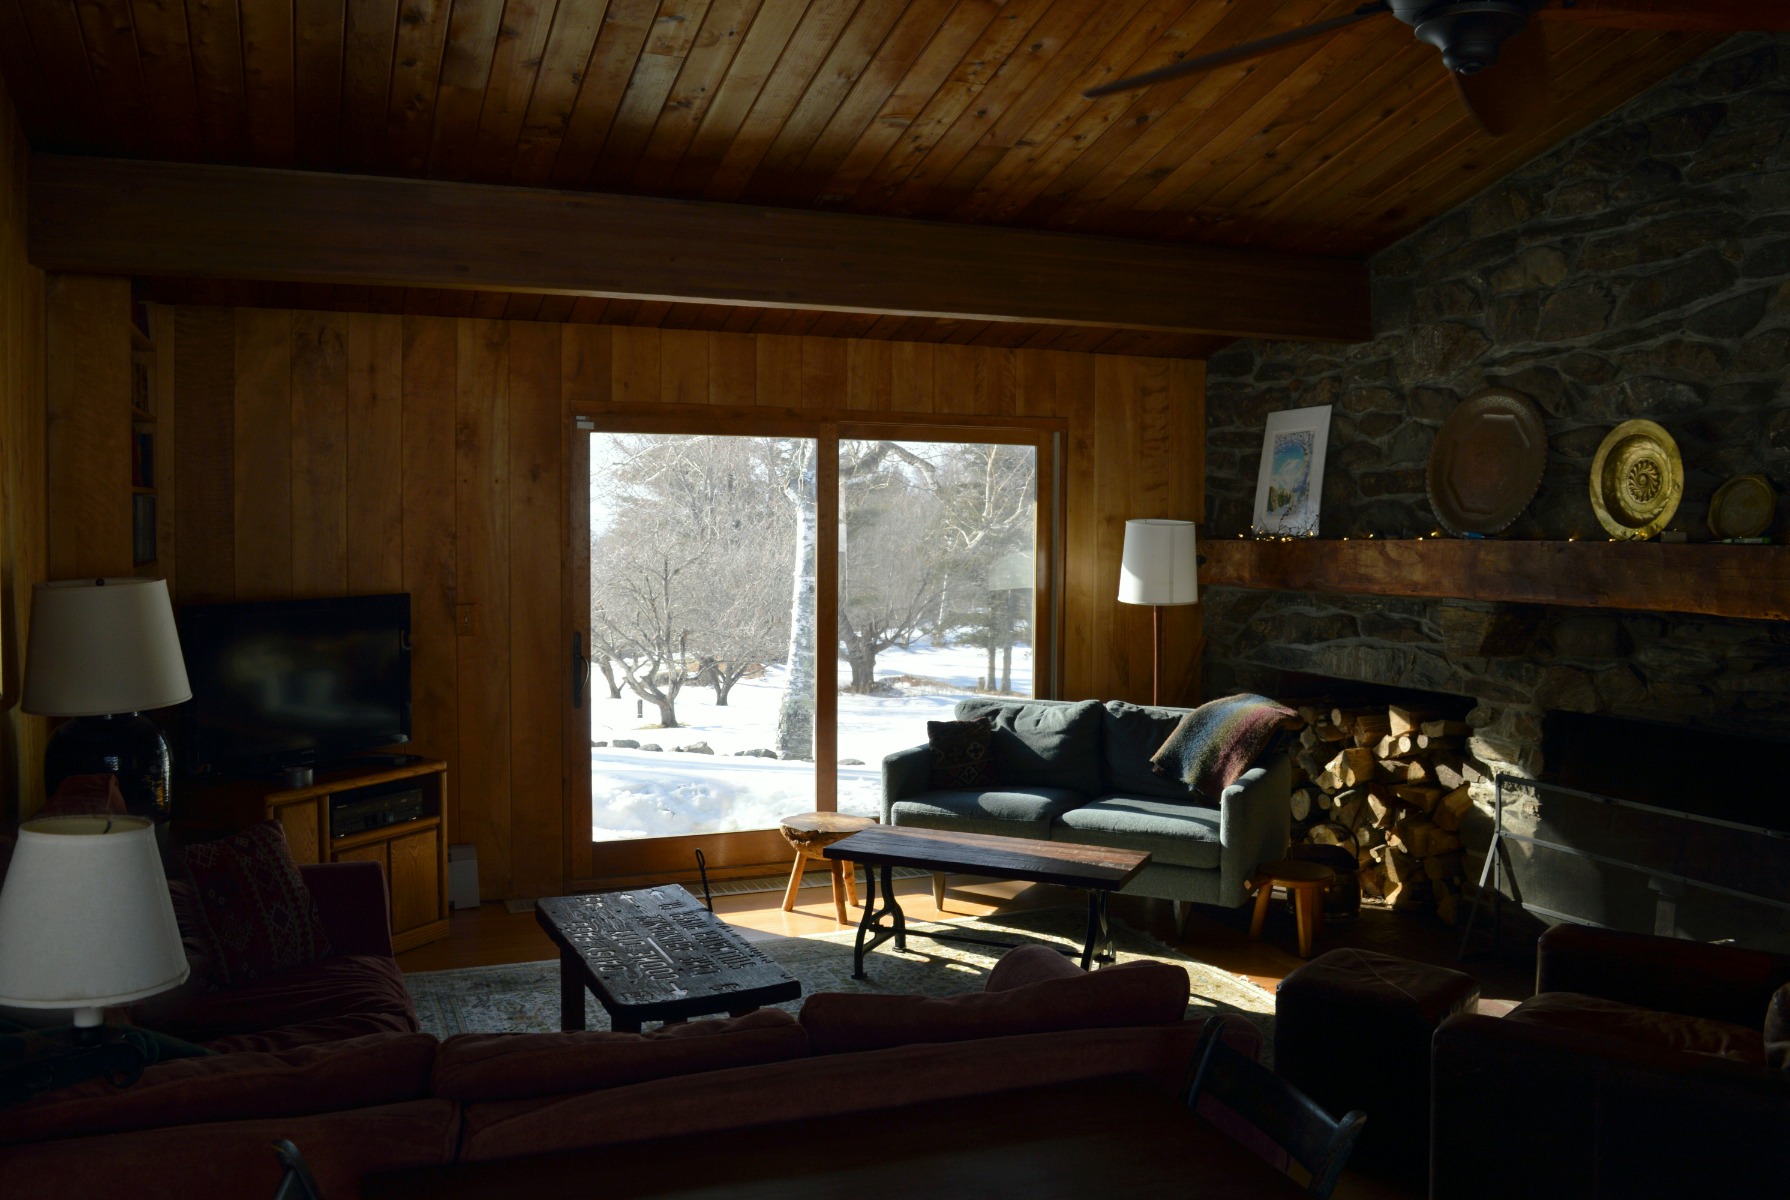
[535,887,800,1032]
[822,826,1150,979]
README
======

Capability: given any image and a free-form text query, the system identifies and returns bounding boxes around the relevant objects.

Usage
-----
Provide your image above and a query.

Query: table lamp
[1117,519,1198,706]
[0,815,190,1104]
[22,578,192,821]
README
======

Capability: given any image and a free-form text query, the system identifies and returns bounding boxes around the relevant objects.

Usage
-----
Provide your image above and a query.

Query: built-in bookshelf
[130,302,156,573]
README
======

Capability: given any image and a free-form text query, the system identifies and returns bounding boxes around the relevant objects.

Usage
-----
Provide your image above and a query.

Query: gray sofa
[882,697,1291,915]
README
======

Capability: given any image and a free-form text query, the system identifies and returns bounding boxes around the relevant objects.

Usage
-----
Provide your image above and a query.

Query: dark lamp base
[0,1026,147,1109]
[42,712,174,821]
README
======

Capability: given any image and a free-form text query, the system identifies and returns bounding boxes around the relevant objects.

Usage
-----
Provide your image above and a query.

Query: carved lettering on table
[546,887,792,1008]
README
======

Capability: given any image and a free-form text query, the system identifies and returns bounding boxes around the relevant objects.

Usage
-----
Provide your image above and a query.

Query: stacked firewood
[1282,704,1482,925]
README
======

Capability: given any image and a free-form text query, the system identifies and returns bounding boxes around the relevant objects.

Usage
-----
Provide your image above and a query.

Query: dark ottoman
[1275,948,1479,1185]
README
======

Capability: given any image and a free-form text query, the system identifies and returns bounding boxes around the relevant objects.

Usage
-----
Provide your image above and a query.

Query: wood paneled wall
[0,73,45,823]
[119,314,1202,900]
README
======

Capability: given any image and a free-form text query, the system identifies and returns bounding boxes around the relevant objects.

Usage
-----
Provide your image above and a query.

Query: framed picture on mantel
[1252,405,1332,537]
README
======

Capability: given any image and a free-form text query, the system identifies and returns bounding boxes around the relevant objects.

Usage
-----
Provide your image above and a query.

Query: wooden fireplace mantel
[1198,537,1790,622]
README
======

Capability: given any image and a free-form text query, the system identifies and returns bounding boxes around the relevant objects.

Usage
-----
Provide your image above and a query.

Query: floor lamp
[1117,519,1198,706]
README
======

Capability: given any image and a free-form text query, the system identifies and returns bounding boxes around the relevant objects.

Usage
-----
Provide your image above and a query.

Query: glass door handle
[572,631,590,709]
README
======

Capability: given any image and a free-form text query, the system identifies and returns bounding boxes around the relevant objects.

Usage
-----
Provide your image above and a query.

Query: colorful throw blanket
[1150,694,1295,802]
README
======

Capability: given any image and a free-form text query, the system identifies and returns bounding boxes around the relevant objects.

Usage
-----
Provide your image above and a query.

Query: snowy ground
[590,640,1031,840]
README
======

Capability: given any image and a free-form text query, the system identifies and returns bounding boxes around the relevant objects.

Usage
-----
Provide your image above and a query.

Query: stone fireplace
[1199,35,1790,881]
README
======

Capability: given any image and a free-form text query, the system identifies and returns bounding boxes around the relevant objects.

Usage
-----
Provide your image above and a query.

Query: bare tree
[590,545,696,728]
[590,434,793,728]
[838,471,944,693]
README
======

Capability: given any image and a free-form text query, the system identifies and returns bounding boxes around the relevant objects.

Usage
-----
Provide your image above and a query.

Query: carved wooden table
[823,826,1150,980]
[534,887,801,1033]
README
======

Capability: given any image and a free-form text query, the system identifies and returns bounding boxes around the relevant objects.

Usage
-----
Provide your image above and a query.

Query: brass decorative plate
[1589,419,1682,541]
[1708,473,1776,539]
[1426,389,1548,536]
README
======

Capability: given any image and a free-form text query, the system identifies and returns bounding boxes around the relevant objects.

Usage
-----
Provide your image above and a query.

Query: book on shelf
[131,432,155,490]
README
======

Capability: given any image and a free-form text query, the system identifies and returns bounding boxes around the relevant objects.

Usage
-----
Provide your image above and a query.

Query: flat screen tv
[177,594,411,776]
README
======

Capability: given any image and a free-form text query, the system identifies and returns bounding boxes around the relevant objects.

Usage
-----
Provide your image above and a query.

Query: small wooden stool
[1247,859,1335,958]
[778,812,876,925]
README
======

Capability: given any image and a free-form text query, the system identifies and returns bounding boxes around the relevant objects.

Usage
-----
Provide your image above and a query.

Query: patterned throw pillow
[927,717,998,790]
[179,821,331,989]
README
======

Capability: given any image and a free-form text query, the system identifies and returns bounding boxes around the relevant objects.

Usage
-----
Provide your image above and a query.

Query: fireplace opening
[1542,710,1790,832]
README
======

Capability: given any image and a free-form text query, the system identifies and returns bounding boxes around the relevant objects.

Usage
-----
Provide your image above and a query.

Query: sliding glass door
[567,417,1053,886]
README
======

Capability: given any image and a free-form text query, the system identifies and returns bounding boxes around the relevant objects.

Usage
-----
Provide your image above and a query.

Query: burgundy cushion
[927,717,998,789]
[202,1013,417,1053]
[1509,991,1767,1064]
[179,821,331,987]
[799,959,1190,1055]
[0,1099,458,1199]
[141,953,417,1042]
[433,1009,810,1102]
[0,1032,438,1146]
[985,943,1085,991]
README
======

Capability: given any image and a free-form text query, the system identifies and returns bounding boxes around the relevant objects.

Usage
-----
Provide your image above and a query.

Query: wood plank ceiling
[0,1,1721,355]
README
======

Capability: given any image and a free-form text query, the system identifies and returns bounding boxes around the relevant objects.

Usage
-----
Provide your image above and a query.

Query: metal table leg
[1080,890,1114,970]
[849,862,910,979]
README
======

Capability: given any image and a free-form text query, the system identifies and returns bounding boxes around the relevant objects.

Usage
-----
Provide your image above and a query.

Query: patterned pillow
[927,717,998,790]
[179,821,331,988]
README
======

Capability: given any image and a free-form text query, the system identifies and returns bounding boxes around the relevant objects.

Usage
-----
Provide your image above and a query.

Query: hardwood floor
[397,870,1535,1001]
[397,870,1534,1200]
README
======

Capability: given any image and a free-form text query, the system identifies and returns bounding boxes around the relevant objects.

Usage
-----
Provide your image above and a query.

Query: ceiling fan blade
[1538,0,1790,32]
[1453,19,1552,136]
[1084,2,1393,99]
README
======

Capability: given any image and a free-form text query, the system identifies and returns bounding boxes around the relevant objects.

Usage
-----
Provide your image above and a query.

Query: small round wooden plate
[1590,419,1682,541]
[1426,389,1548,536]
[1708,473,1776,539]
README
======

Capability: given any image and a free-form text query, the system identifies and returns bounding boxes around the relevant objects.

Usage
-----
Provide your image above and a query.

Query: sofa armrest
[300,862,395,959]
[1431,1011,1790,1199]
[1537,924,1790,1027]
[881,745,932,824]
[1215,751,1291,908]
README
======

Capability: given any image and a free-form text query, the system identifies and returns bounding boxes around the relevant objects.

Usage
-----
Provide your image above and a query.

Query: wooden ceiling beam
[27,153,1371,342]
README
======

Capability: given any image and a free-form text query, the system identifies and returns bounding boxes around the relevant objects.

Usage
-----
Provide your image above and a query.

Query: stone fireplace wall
[1202,35,1790,840]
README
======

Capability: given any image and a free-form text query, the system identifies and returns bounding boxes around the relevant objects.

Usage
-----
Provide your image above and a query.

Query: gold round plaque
[1708,473,1776,539]
[1589,419,1682,540]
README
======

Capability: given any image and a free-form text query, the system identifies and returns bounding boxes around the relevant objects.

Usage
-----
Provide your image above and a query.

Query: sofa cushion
[890,786,1086,838]
[1151,694,1295,802]
[926,717,998,789]
[985,943,1086,991]
[178,820,332,987]
[954,699,1103,796]
[433,1010,808,1102]
[0,1031,438,1146]
[1102,701,1197,800]
[138,953,417,1043]
[799,958,1191,1054]
[0,1100,460,1200]
[1509,991,1767,1064]
[1051,795,1223,869]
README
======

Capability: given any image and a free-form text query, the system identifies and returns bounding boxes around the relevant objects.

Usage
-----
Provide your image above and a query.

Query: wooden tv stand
[179,759,451,953]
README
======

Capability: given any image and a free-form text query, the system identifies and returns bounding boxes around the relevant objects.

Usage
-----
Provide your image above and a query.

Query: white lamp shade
[0,816,189,1009]
[23,578,192,716]
[1118,519,1199,606]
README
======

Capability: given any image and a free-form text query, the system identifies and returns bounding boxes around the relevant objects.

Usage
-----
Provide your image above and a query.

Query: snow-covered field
[590,640,1031,840]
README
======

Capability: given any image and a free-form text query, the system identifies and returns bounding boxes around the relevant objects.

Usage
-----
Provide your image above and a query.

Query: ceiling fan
[1083,2,1790,136]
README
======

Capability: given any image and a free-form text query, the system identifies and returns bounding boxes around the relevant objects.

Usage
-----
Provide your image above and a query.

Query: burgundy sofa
[1431,924,1790,1200]
[0,865,1229,1199]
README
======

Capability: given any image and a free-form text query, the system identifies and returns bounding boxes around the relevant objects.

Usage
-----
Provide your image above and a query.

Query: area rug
[405,906,1275,1050]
